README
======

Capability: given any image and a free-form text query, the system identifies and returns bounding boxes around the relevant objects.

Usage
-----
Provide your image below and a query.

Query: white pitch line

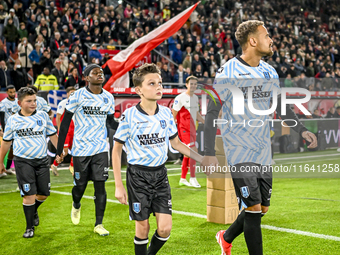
[49,190,340,242]
[261,225,340,242]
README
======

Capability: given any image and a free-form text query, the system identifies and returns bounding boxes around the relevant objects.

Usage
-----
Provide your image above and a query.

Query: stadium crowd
[0,0,340,91]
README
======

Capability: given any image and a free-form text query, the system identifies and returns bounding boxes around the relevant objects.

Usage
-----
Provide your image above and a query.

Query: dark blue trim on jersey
[169,132,178,140]
[113,137,125,144]
[129,163,165,171]
[47,131,57,137]
[2,138,13,142]
[18,110,37,116]
[236,55,256,67]
[86,85,103,94]
[136,102,160,115]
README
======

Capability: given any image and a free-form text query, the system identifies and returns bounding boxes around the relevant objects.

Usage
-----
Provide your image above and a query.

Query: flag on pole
[103,2,199,92]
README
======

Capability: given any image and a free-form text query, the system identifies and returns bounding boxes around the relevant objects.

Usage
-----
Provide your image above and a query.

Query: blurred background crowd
[0,0,340,93]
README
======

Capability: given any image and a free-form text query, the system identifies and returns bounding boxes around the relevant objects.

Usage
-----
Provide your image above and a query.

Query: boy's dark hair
[17,87,36,101]
[185,75,198,84]
[27,85,38,93]
[66,86,76,93]
[6,85,15,91]
[132,63,161,87]
[235,20,264,49]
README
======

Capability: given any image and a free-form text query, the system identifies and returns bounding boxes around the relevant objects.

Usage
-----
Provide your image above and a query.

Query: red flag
[103,2,199,92]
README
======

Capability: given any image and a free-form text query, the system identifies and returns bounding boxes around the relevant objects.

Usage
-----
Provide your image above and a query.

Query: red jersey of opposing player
[172,92,199,147]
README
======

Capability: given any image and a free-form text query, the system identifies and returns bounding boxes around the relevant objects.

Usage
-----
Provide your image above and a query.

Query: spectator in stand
[0,60,12,90]
[0,4,6,39]
[10,58,28,90]
[18,22,28,39]
[61,25,72,48]
[35,17,50,39]
[100,53,111,66]
[168,34,178,58]
[72,45,84,76]
[172,44,183,65]
[58,51,68,75]
[65,67,82,89]
[161,64,172,88]
[89,44,102,64]
[39,49,53,73]
[306,62,315,77]
[191,54,202,73]
[326,107,337,118]
[4,8,19,29]
[50,32,62,59]
[92,27,102,45]
[193,64,203,78]
[284,73,295,87]
[321,73,335,91]
[17,37,33,73]
[312,109,321,118]
[79,25,91,60]
[336,107,340,117]
[29,43,42,80]
[209,55,218,77]
[173,64,189,86]
[118,20,129,45]
[0,42,7,62]
[52,60,65,88]
[27,14,39,40]
[201,51,211,77]
[3,17,19,58]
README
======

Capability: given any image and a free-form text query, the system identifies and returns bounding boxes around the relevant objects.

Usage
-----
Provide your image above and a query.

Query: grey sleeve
[204,98,223,156]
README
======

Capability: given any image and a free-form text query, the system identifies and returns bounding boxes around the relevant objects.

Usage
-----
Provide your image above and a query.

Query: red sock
[189,158,196,178]
[181,157,189,179]
[70,157,73,167]
[53,160,59,167]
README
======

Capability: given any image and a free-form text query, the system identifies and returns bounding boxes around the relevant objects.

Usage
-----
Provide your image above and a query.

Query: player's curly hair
[132,63,161,87]
[235,20,264,49]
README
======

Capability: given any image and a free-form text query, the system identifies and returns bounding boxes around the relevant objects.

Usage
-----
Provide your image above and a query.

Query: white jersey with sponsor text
[3,110,56,159]
[214,56,281,166]
[114,103,178,167]
[65,87,115,157]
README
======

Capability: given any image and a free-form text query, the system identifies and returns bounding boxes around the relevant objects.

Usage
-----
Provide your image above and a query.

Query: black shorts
[14,156,50,197]
[230,163,272,208]
[73,152,109,186]
[126,164,172,221]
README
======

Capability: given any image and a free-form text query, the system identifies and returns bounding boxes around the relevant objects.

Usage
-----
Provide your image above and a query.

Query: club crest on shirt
[23,183,30,192]
[159,120,166,129]
[263,72,271,80]
[37,120,43,126]
[133,202,141,213]
[103,97,108,104]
